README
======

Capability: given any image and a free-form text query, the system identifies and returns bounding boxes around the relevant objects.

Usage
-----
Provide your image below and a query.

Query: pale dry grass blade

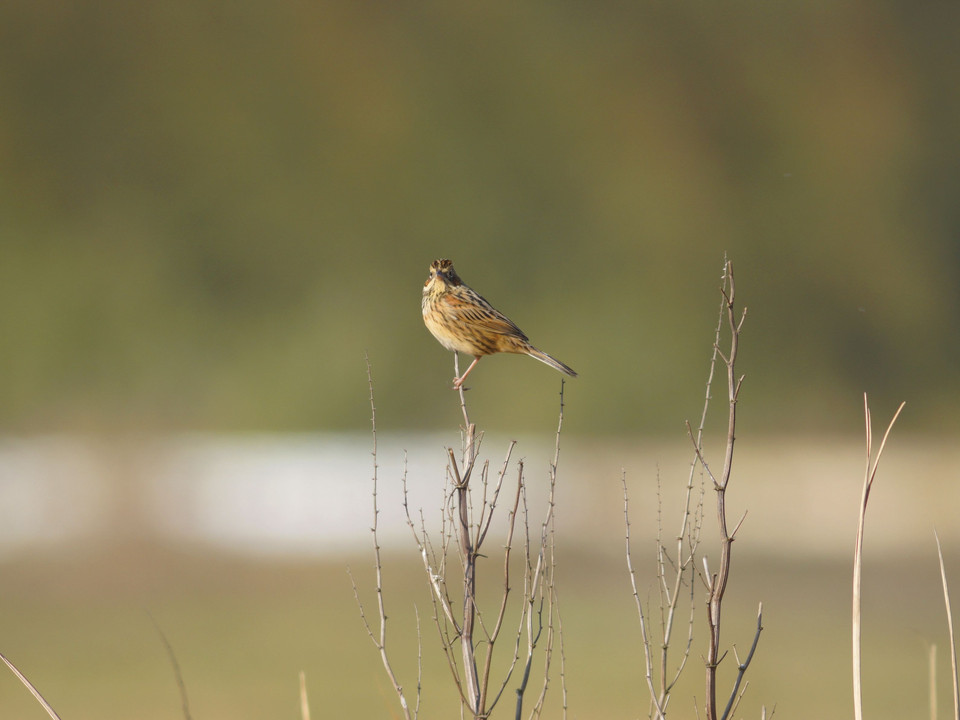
[852,395,905,720]
[0,651,62,720]
[930,644,938,720]
[935,530,960,720]
[299,671,311,720]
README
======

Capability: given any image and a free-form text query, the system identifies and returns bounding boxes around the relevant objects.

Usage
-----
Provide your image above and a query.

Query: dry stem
[148,613,192,720]
[299,671,310,720]
[0,651,62,720]
[851,394,904,720]
[935,530,960,720]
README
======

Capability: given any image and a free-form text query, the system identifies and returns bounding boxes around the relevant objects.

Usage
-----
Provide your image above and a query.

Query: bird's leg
[452,356,481,390]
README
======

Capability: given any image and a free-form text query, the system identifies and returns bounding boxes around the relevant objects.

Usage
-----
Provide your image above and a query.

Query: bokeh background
[2,2,959,718]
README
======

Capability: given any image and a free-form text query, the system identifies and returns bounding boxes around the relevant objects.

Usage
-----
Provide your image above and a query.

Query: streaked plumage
[422,258,577,389]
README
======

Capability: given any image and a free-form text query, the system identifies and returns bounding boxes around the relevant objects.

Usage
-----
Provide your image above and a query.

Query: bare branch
[363,343,565,718]
[704,260,748,720]
[478,461,525,714]
[477,442,518,549]
[685,421,719,490]
[530,379,569,718]
[414,608,423,719]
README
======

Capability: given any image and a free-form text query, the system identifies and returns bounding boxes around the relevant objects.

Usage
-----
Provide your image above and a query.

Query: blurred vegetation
[0,547,955,719]
[1,1,958,435]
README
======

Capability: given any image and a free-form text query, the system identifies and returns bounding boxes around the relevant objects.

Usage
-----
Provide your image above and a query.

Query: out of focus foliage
[1,1,958,434]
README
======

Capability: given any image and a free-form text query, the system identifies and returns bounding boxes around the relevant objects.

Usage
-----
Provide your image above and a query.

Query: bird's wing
[440,290,528,341]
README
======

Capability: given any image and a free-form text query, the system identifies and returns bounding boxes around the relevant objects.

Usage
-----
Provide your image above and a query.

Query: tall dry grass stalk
[299,671,311,720]
[935,531,960,720]
[0,650,62,720]
[851,395,905,720]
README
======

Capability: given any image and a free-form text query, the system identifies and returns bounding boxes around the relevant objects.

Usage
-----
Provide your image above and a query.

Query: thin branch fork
[477,461,525,714]
[721,603,764,720]
[623,472,668,720]
[514,378,569,720]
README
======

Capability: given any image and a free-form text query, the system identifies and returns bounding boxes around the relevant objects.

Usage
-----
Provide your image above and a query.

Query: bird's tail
[527,347,578,378]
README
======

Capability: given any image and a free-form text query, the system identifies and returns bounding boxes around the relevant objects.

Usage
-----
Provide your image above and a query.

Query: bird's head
[424,258,462,293]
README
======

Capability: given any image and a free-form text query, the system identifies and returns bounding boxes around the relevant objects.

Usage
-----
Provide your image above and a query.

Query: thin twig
[414,607,424,719]
[352,353,413,719]
[720,603,763,720]
[623,471,667,720]
[531,378,569,718]
[556,583,570,719]
[148,613,193,720]
[479,461,525,714]
[477,442,518,549]
[515,481,539,719]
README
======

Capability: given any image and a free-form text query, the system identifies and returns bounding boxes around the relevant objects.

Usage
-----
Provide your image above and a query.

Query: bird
[422,258,577,389]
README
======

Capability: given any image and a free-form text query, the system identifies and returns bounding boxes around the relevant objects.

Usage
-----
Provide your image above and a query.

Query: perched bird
[422,258,577,389]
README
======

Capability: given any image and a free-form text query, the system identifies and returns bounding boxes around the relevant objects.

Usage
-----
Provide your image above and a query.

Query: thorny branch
[351,354,416,719]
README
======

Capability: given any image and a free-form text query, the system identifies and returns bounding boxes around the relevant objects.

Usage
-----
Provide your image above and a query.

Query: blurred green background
[3,3,960,719]
[3,0,958,436]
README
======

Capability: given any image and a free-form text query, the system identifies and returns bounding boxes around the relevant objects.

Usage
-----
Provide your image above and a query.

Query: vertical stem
[852,397,904,720]
[454,352,481,715]
[705,262,742,720]
[354,355,412,719]
[852,397,871,720]
[459,470,480,714]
